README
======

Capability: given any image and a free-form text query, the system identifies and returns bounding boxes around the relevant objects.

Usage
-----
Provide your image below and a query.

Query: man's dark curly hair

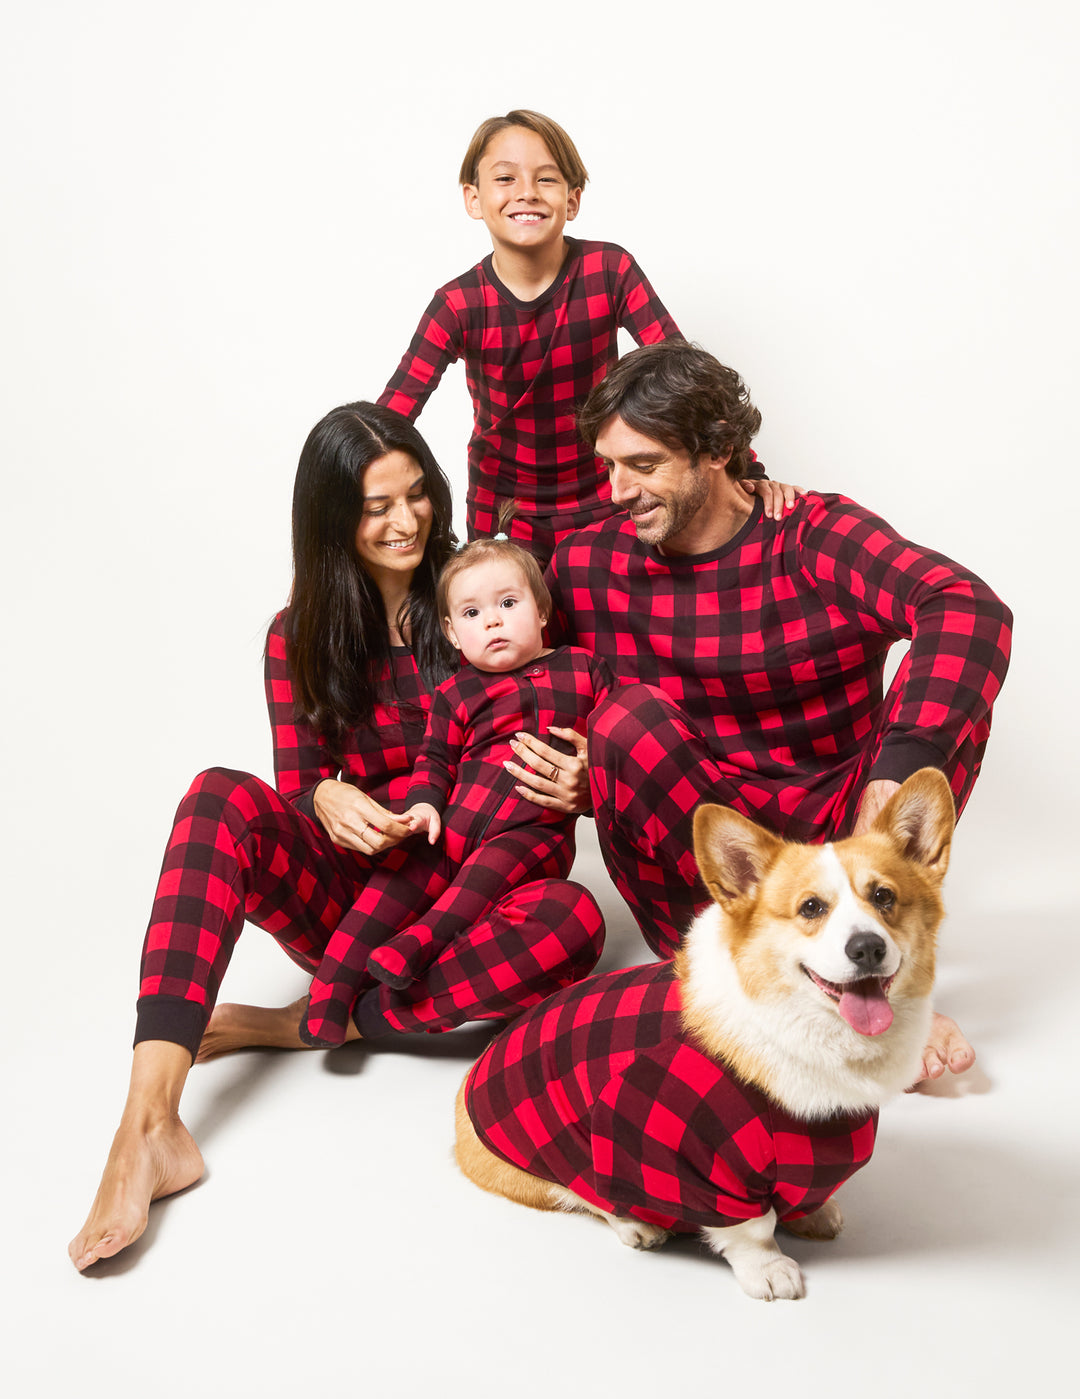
[576,341,762,481]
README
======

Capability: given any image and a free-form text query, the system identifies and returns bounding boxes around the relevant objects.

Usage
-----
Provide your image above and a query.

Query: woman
[69,403,600,1272]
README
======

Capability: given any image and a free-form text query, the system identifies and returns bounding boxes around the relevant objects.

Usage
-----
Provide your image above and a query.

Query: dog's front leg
[700,1209,805,1300]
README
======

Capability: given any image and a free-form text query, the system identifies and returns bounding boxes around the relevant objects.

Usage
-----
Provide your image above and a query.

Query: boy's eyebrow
[488,159,563,174]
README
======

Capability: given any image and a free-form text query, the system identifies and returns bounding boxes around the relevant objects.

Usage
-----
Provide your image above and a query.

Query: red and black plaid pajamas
[301,647,615,1045]
[547,494,1013,957]
[465,961,878,1231]
[135,617,606,1059]
[378,238,685,565]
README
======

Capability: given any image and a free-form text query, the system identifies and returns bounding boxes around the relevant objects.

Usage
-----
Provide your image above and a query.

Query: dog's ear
[693,804,784,904]
[872,768,955,877]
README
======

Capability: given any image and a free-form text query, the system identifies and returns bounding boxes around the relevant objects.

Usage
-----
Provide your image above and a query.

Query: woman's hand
[740,477,806,520]
[312,779,414,854]
[505,726,591,815]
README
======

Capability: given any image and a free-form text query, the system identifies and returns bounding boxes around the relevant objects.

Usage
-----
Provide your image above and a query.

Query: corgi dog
[455,768,954,1300]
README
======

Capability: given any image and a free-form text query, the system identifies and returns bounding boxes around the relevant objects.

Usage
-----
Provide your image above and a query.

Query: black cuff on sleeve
[134,995,208,1063]
[352,988,397,1040]
[868,736,948,786]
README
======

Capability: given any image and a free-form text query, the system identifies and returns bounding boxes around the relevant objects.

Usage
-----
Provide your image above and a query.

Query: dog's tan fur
[455,769,956,1298]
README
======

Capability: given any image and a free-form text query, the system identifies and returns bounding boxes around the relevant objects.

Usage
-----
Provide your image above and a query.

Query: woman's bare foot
[68,1113,204,1271]
[195,996,361,1062]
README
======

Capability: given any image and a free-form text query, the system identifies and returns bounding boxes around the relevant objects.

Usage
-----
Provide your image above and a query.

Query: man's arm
[799,494,1013,787]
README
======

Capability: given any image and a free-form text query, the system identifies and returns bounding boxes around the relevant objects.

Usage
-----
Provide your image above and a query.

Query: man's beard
[630,468,710,548]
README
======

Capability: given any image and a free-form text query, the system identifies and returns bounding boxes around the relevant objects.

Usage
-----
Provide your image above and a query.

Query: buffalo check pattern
[302,647,615,1045]
[465,961,878,1231]
[136,626,606,1058]
[264,611,431,819]
[546,494,1013,954]
[378,238,683,527]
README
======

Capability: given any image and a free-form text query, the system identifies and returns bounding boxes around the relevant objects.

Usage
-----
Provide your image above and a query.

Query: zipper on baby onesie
[474,665,545,845]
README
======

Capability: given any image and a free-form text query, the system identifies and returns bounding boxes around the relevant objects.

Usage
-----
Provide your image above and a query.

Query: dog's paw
[733,1254,806,1302]
[782,1198,844,1240]
[606,1216,672,1251]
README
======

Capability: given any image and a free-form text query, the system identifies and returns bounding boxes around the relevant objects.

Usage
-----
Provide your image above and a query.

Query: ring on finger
[548,762,559,782]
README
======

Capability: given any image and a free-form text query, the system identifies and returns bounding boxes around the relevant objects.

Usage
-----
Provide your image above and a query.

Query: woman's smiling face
[354,451,433,584]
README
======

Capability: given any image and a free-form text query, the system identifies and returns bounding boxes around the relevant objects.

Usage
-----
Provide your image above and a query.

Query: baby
[301,538,614,1045]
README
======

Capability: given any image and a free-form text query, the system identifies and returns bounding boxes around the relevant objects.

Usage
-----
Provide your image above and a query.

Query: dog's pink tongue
[838,979,894,1036]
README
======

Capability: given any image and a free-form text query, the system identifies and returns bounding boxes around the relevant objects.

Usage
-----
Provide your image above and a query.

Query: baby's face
[444,559,548,673]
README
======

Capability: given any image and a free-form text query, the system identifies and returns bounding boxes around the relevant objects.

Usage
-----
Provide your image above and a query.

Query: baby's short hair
[459,109,589,190]
[437,538,552,631]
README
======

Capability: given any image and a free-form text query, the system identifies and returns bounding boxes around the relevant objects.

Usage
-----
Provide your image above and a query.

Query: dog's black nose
[846,932,887,970]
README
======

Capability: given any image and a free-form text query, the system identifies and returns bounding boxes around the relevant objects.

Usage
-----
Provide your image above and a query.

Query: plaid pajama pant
[136,766,604,1060]
[589,666,991,959]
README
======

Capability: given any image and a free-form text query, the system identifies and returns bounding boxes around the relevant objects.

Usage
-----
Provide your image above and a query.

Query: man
[541,341,1012,1085]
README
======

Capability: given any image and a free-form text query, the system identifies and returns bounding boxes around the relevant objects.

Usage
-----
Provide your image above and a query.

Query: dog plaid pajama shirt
[465,961,878,1231]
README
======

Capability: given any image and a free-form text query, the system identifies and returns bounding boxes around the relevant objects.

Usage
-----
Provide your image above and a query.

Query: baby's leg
[367,826,571,988]
[354,878,604,1037]
[301,843,450,1046]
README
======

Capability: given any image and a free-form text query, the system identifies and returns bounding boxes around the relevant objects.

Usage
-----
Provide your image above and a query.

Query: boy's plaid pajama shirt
[379,238,692,564]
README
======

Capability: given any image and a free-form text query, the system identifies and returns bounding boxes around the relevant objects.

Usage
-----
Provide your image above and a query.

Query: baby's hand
[404,803,441,845]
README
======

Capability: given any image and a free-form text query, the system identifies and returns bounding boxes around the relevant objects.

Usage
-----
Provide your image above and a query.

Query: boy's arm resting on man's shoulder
[611,249,683,348]
[799,496,1013,784]
[378,289,463,420]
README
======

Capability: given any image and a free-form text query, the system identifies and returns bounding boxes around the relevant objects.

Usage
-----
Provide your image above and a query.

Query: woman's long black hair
[285,401,457,754]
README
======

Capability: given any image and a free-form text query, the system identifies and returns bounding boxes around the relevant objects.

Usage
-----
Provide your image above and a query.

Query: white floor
[10,796,1077,1399]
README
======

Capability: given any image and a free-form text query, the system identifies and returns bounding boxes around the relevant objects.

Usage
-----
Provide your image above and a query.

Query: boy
[379,110,793,567]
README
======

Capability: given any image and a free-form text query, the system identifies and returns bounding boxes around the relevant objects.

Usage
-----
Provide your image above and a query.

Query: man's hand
[907,1011,977,1092]
[851,778,901,835]
[505,726,591,815]
[740,477,806,520]
[312,779,413,854]
[404,802,442,845]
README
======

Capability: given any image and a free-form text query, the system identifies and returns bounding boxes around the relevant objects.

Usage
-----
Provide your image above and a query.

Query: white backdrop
[3,2,1077,1395]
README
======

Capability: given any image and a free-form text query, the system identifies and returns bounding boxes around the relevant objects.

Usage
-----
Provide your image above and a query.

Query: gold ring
[549,763,559,782]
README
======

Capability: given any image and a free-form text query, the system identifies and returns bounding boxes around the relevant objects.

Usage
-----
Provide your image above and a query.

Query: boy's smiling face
[464,126,581,259]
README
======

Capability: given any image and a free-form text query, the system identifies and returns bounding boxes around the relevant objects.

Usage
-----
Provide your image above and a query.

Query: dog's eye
[871,886,895,911]
[799,898,827,919]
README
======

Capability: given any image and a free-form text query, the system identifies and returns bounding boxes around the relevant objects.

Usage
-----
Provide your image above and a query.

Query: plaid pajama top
[378,238,682,519]
[465,962,878,1230]
[547,494,1013,795]
[264,611,434,818]
[408,646,615,841]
